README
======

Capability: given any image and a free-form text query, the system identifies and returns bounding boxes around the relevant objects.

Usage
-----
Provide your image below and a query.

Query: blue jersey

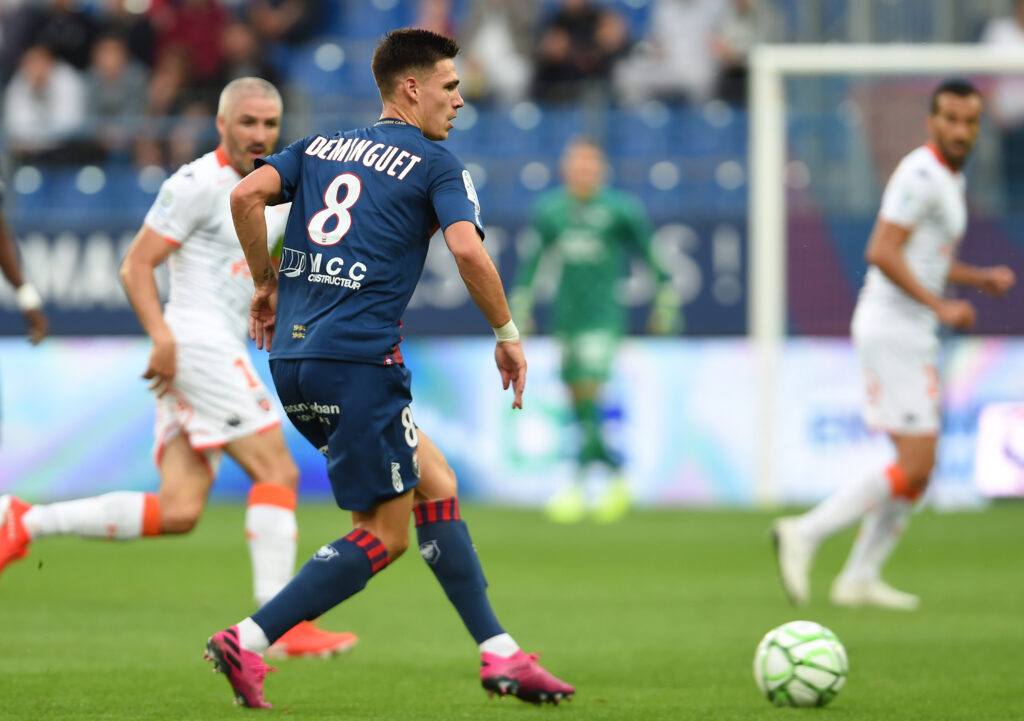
[258,119,484,364]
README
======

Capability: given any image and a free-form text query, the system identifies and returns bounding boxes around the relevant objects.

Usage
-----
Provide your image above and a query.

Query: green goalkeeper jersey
[516,186,664,336]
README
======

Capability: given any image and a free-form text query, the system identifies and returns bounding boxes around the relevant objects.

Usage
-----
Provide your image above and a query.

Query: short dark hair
[930,78,981,114]
[371,29,460,98]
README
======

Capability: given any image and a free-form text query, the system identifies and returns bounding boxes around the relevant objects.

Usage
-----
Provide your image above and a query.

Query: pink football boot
[481,650,575,705]
[204,626,277,709]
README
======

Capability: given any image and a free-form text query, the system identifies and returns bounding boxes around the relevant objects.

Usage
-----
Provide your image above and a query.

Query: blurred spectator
[135,48,213,168]
[21,0,99,70]
[615,0,724,106]
[100,0,158,67]
[215,21,280,88]
[532,0,631,105]
[86,34,148,163]
[150,0,228,93]
[415,0,457,37]
[981,0,1024,211]
[143,49,201,122]
[1,3,37,84]
[709,0,784,105]
[165,102,216,170]
[3,44,89,164]
[459,0,537,105]
[247,0,323,47]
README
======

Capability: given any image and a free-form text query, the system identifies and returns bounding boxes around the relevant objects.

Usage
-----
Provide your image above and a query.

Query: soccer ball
[753,620,848,707]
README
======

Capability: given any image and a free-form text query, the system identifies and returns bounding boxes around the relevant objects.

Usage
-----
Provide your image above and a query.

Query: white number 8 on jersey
[308,173,362,246]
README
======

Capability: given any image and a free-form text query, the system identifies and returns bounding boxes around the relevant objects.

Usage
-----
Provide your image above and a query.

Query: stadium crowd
[0,0,773,169]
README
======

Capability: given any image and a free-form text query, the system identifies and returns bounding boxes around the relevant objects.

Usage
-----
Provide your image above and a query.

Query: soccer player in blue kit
[203,29,575,709]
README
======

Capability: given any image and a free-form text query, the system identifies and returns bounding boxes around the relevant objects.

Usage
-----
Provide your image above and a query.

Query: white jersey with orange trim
[851,144,966,434]
[852,144,967,338]
[144,147,290,345]
[142,147,286,457]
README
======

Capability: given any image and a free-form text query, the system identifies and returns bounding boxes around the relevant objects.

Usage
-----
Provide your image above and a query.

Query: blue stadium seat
[35,169,91,227]
[10,173,50,220]
[536,106,584,156]
[109,166,157,216]
[606,107,671,157]
[672,110,727,156]
[338,52,381,100]
[471,104,613,159]
[445,126,486,156]
[334,2,409,39]
[319,0,344,35]
[613,0,653,39]
[266,44,296,81]
[285,39,379,101]
[285,40,346,97]
[719,109,747,152]
[10,102,757,236]
[473,109,535,158]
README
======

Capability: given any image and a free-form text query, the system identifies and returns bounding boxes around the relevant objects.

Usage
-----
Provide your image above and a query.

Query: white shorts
[853,327,940,435]
[153,340,280,472]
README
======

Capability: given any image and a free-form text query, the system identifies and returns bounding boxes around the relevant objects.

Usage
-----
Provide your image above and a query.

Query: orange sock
[248,483,297,511]
[142,493,161,536]
[885,464,925,501]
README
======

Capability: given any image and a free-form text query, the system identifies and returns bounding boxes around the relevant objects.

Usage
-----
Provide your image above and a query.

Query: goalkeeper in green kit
[510,137,681,523]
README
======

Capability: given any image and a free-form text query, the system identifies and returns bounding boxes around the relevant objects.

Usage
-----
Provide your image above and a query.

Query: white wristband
[492,319,520,343]
[15,283,43,312]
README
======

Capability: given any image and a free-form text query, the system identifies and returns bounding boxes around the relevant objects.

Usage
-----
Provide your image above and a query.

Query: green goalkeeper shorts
[559,330,619,385]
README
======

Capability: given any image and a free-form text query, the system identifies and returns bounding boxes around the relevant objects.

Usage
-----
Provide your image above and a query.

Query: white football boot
[830,576,920,611]
[771,517,815,606]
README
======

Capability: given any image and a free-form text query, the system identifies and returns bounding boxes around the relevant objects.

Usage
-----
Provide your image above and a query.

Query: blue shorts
[269,358,420,511]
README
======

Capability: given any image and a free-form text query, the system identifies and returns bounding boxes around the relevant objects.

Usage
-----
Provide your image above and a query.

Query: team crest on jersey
[313,544,339,562]
[280,247,307,277]
[390,462,404,492]
[419,540,441,565]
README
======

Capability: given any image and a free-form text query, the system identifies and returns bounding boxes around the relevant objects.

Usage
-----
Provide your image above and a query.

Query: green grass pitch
[0,503,1021,720]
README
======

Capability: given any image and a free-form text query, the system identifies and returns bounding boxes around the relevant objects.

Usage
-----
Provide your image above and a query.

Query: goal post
[748,44,1024,506]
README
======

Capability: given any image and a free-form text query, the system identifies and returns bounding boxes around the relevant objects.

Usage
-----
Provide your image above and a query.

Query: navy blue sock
[252,528,389,643]
[414,498,504,643]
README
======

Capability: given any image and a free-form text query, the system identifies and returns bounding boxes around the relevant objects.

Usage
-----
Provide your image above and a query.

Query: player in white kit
[0,78,356,656]
[772,79,1015,610]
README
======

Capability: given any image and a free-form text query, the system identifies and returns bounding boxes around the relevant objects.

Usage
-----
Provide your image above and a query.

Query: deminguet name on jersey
[304,136,422,180]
